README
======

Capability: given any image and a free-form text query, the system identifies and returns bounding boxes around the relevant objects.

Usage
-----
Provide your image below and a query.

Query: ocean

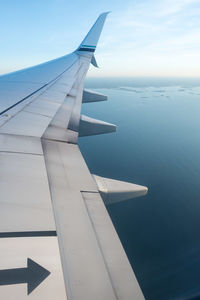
[79,77,200,300]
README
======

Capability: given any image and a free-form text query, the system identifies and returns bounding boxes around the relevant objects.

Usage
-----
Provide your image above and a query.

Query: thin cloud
[157,0,200,16]
[89,0,200,76]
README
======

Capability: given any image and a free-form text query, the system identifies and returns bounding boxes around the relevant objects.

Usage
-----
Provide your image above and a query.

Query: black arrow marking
[0,258,50,295]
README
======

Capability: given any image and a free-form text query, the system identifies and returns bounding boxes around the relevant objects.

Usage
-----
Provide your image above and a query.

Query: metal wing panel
[82,192,144,300]
[43,55,91,144]
[0,39,91,300]
[0,150,55,233]
[0,134,43,154]
[23,100,60,118]
[0,12,145,300]
[0,111,51,137]
[42,139,144,300]
[0,131,68,299]
[0,81,44,114]
[0,237,67,300]
[0,57,81,137]
[42,140,116,300]
[0,53,79,120]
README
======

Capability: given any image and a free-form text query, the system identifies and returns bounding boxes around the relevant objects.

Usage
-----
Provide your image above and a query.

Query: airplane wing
[0,13,147,300]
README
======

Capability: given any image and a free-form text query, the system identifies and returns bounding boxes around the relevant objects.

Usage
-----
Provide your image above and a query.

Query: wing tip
[75,12,110,54]
[100,11,111,16]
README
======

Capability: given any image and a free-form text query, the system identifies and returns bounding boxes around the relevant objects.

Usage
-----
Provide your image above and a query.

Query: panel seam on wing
[81,191,120,300]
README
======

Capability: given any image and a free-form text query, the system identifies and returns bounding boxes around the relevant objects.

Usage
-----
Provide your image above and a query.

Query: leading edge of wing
[0,13,109,120]
[0,12,109,81]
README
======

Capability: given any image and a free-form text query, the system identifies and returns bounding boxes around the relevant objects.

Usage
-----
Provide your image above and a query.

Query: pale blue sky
[1,0,200,77]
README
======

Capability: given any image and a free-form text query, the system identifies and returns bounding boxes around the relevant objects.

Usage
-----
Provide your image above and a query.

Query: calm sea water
[79,77,200,300]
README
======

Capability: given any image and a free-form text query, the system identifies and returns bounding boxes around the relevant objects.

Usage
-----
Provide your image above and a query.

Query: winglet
[76,12,109,55]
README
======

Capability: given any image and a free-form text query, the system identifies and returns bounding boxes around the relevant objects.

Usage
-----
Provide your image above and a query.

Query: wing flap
[82,191,144,300]
[42,140,117,300]
[42,138,144,300]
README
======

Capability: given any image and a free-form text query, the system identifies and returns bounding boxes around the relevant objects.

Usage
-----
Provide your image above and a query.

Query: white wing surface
[0,13,147,300]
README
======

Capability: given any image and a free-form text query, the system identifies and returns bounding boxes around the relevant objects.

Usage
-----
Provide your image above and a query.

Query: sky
[1,0,200,77]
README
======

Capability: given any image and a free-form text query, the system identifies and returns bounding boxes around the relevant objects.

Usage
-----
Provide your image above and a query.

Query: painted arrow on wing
[0,258,50,295]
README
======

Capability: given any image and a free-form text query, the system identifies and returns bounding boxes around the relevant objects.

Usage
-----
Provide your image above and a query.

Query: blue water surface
[79,77,200,300]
